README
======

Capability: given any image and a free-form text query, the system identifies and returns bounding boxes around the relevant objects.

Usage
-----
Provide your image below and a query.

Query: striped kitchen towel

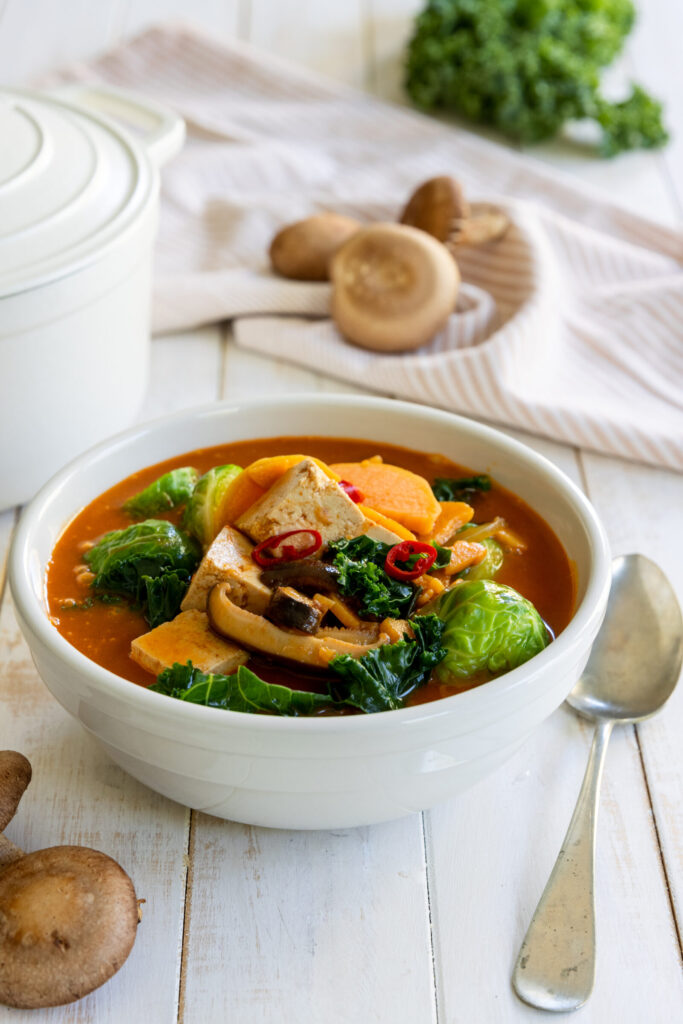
[53,26,683,469]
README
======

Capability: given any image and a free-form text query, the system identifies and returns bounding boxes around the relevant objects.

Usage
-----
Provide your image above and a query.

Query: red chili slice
[385,540,437,581]
[339,479,364,503]
[252,529,323,568]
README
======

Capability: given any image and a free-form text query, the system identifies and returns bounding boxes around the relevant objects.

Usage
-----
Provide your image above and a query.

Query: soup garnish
[47,438,575,716]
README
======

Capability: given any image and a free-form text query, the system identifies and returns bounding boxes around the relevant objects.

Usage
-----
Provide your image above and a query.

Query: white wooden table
[1,3,682,1022]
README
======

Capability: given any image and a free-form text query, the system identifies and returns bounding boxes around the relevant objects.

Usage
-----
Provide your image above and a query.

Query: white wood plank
[0,591,190,1024]
[0,0,126,83]
[141,327,224,421]
[181,814,437,1024]
[579,452,683,936]
[247,0,369,90]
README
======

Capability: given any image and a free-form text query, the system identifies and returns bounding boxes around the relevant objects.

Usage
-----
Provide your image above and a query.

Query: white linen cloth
[54,26,683,469]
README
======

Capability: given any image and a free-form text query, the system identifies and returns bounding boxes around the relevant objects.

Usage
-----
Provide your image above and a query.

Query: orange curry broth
[46,436,577,708]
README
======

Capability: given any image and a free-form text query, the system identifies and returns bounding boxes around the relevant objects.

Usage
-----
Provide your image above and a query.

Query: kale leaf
[405,0,668,157]
[123,467,199,518]
[329,614,446,713]
[85,519,201,626]
[151,662,332,716]
[432,474,492,502]
[143,571,194,629]
[327,535,418,619]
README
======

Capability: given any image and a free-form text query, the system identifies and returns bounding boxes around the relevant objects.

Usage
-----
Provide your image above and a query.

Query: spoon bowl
[568,553,683,723]
[513,553,683,1012]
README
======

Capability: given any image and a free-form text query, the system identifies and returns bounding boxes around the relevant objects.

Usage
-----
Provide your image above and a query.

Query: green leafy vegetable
[143,571,194,629]
[329,615,446,712]
[460,536,504,581]
[405,0,668,157]
[124,467,199,518]
[151,616,447,716]
[182,464,242,547]
[328,536,418,619]
[432,475,491,502]
[151,662,333,715]
[436,580,550,680]
[84,519,201,626]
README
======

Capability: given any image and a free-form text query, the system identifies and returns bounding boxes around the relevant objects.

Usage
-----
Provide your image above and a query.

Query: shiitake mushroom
[330,223,460,352]
[0,751,139,1010]
[400,175,509,250]
[269,212,361,281]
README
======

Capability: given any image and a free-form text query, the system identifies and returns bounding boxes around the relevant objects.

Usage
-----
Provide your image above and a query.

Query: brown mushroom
[330,223,460,353]
[400,176,509,250]
[0,752,31,833]
[0,751,140,1009]
[208,582,385,666]
[269,212,361,281]
[0,846,138,1009]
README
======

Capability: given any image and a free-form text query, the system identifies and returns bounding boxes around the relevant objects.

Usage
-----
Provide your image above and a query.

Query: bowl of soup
[9,395,610,829]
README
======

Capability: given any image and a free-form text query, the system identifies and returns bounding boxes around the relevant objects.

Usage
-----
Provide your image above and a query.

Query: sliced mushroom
[317,624,380,645]
[0,751,31,833]
[400,176,509,249]
[269,212,361,281]
[266,586,324,634]
[260,559,340,593]
[208,583,384,666]
[0,846,138,1010]
[330,223,460,353]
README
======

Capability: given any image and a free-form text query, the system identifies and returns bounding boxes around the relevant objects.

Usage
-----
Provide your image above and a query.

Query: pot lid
[0,88,153,298]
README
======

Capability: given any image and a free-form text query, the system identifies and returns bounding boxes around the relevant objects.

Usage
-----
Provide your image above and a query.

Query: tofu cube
[181,526,271,614]
[236,458,365,545]
[131,609,248,677]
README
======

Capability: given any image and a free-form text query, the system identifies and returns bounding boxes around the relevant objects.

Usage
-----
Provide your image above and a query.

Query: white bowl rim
[10,394,611,735]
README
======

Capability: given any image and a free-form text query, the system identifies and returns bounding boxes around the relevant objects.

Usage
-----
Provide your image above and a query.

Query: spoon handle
[512,718,614,1012]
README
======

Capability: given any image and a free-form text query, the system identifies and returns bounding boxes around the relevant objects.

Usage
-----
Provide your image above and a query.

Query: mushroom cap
[0,846,138,1009]
[269,212,361,281]
[0,752,32,832]
[330,223,460,353]
[400,176,470,244]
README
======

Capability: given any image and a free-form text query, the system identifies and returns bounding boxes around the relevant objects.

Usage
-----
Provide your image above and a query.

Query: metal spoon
[512,554,683,1012]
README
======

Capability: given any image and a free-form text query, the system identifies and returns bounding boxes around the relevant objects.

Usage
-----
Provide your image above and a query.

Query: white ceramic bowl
[9,396,611,829]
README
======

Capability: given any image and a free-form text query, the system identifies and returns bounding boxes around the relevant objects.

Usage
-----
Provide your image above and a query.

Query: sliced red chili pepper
[339,479,364,503]
[252,529,323,568]
[385,540,437,581]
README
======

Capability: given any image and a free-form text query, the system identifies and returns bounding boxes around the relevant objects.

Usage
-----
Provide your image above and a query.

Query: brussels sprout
[462,537,504,581]
[124,467,199,518]
[182,464,242,546]
[436,580,550,680]
[84,519,201,625]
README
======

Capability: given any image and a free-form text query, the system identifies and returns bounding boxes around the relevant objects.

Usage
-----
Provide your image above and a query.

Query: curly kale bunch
[405,0,668,156]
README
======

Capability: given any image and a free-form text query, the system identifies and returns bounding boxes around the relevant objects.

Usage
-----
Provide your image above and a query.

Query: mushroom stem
[0,834,24,868]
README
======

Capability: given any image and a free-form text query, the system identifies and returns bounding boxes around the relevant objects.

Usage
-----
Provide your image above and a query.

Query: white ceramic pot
[0,84,185,510]
[10,396,611,830]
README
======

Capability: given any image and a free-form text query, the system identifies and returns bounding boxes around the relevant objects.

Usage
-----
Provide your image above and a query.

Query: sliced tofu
[131,609,248,677]
[181,526,271,614]
[236,458,365,546]
[360,518,403,545]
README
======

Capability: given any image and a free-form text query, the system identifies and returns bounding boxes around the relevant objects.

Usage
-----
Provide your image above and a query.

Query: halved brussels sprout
[461,537,504,581]
[182,465,242,546]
